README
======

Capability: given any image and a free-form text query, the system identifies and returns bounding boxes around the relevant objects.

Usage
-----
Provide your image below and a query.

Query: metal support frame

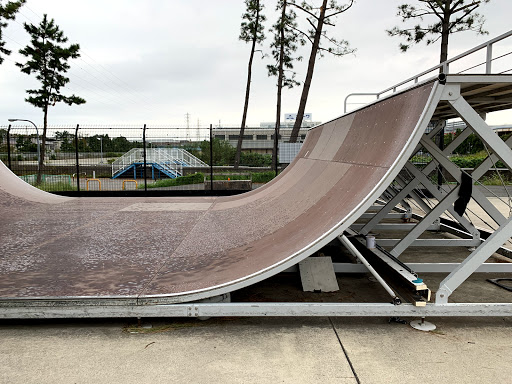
[357,80,512,307]
[436,216,512,303]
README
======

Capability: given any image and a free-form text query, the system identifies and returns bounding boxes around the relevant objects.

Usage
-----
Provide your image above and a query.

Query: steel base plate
[410,319,436,331]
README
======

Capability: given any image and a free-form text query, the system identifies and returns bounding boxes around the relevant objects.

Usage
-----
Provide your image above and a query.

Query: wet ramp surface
[0,82,436,302]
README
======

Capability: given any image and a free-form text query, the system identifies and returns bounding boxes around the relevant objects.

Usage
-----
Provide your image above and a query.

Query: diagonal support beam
[436,216,512,304]
[404,163,478,235]
[390,187,460,257]
[366,126,474,234]
[420,136,508,227]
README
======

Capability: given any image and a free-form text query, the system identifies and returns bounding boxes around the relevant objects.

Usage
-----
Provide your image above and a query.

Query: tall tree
[0,0,26,64]
[17,14,85,183]
[234,0,266,169]
[388,1,490,187]
[387,0,490,64]
[267,0,303,172]
[289,0,355,142]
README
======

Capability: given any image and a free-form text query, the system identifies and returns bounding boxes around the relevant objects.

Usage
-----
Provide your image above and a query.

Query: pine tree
[288,0,355,142]
[17,14,85,184]
[0,0,26,64]
[387,0,490,64]
[267,0,303,172]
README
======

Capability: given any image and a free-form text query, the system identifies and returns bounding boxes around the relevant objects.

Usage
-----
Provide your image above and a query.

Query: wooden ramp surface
[0,81,439,303]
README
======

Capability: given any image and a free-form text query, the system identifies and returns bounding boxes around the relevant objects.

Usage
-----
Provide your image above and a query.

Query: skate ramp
[0,81,440,304]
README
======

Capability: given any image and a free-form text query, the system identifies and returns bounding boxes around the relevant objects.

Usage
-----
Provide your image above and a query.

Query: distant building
[212,125,316,156]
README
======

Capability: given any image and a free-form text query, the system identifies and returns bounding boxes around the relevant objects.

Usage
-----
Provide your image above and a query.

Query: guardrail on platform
[344,30,512,113]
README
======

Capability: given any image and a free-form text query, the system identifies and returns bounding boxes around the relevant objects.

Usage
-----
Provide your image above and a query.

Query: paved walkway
[1,314,511,384]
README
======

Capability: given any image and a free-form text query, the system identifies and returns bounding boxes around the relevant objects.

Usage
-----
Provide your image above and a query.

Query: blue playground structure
[111,148,208,179]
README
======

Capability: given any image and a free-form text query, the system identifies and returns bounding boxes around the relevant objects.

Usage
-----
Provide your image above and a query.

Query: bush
[240,152,272,167]
[252,171,276,183]
[140,172,205,189]
[35,182,76,192]
[450,153,505,169]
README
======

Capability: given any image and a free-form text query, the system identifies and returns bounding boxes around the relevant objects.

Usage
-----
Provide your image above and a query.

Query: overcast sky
[1,0,511,129]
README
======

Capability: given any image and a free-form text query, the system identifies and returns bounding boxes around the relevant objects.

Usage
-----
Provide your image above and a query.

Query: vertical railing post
[486,43,493,74]
[74,124,80,192]
[210,124,213,192]
[143,124,147,193]
[7,124,12,170]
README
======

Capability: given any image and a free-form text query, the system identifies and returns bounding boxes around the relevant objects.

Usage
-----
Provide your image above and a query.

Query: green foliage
[251,171,276,183]
[15,135,37,152]
[0,0,25,64]
[205,174,249,181]
[16,14,86,111]
[288,0,355,141]
[54,131,142,153]
[450,153,505,169]
[196,138,272,167]
[54,130,75,152]
[199,138,236,165]
[480,172,512,186]
[35,181,76,192]
[141,173,205,189]
[240,0,266,44]
[453,133,484,154]
[267,0,302,89]
[387,1,490,62]
[290,0,355,57]
[240,152,272,167]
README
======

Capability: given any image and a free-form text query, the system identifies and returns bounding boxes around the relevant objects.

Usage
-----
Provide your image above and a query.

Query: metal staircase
[112,148,208,179]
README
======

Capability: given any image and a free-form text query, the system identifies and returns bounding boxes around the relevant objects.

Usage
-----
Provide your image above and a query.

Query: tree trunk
[272,1,287,175]
[36,105,48,185]
[439,1,451,67]
[437,2,451,188]
[235,0,261,169]
[289,0,327,143]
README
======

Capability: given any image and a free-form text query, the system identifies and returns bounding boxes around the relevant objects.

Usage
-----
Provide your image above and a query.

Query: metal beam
[1,302,511,319]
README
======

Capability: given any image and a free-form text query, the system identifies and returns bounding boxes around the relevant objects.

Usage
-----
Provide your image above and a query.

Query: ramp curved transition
[0,81,440,303]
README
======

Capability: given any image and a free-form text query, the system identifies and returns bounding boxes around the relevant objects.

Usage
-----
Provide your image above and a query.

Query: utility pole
[185,113,190,141]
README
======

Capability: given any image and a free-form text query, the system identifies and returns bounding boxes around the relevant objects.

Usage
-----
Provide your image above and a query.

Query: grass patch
[480,172,512,186]
[205,174,250,181]
[139,172,205,189]
[204,171,276,183]
[35,182,77,192]
[252,171,276,183]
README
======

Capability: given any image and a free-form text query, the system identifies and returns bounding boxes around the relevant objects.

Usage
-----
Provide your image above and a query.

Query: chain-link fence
[1,124,311,195]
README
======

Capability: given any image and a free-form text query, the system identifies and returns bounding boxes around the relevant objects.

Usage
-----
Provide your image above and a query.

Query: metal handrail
[344,30,512,113]
[111,148,208,177]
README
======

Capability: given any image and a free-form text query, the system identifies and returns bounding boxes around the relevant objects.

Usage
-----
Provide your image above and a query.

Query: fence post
[143,124,147,193]
[7,124,12,170]
[210,124,213,192]
[273,125,279,177]
[74,124,80,192]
